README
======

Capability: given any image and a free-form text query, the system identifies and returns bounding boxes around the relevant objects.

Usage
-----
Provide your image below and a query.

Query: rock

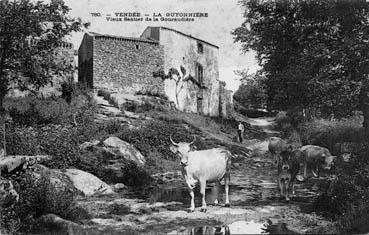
[103,137,146,166]
[38,214,84,234]
[79,140,100,150]
[61,168,114,196]
[0,178,19,206]
[114,183,126,191]
[336,142,364,154]
[32,164,75,192]
[0,155,50,175]
[32,165,113,197]
[342,153,352,162]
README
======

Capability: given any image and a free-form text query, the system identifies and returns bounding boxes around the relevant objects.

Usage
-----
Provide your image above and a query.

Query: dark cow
[268,137,288,164]
[277,148,301,201]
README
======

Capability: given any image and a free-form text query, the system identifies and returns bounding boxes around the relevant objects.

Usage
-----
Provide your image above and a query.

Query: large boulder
[32,165,113,197]
[61,168,114,196]
[103,137,146,166]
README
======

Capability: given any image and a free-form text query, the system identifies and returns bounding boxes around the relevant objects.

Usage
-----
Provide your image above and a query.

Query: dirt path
[54,94,334,234]
[47,116,334,235]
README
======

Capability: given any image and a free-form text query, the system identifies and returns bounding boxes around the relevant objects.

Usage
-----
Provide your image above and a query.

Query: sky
[65,0,260,91]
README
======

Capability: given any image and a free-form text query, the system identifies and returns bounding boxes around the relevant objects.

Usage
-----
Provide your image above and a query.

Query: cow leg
[224,172,230,207]
[189,189,195,212]
[312,166,319,178]
[316,166,320,178]
[285,179,290,201]
[277,176,282,198]
[200,180,207,212]
[303,162,307,179]
[213,181,220,206]
[289,178,296,195]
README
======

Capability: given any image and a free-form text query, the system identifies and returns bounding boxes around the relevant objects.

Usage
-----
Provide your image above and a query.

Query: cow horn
[169,135,179,146]
[189,136,196,145]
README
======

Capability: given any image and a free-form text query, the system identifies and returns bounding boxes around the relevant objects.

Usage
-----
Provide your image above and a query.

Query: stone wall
[219,82,234,118]
[156,28,220,116]
[78,34,93,88]
[92,37,165,94]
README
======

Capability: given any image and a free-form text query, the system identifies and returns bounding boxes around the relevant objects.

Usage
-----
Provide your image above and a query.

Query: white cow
[169,136,232,212]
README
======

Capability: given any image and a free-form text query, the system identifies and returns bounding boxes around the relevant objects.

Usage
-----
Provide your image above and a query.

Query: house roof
[87,32,159,44]
[148,26,219,49]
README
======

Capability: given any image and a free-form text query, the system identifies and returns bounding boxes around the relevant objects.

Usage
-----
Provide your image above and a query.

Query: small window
[196,63,203,84]
[135,44,140,50]
[197,42,203,54]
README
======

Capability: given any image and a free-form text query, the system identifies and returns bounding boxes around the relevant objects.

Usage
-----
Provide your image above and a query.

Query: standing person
[238,122,245,143]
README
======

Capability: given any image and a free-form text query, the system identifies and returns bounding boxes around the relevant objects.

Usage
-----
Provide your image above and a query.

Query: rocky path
[41,115,335,235]
[38,94,334,234]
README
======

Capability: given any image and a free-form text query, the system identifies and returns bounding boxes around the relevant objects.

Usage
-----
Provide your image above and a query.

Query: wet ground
[58,154,334,235]
[32,117,336,234]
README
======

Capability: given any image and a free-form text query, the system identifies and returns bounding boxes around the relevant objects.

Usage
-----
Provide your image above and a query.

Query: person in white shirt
[238,122,245,143]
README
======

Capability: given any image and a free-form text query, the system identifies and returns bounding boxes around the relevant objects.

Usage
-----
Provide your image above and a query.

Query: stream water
[32,158,326,234]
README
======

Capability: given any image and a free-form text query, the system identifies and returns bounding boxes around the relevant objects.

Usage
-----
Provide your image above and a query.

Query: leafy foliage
[153,65,206,107]
[298,116,365,153]
[233,0,369,120]
[0,0,88,111]
[1,168,87,233]
[5,88,96,127]
[233,70,267,110]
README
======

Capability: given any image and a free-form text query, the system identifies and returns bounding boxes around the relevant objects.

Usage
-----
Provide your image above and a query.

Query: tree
[233,70,267,109]
[232,0,369,131]
[153,66,206,108]
[0,0,88,113]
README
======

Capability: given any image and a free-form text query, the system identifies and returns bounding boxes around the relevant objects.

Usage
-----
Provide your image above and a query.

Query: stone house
[78,27,233,118]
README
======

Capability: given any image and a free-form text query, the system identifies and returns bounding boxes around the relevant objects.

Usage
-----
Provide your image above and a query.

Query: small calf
[277,148,301,201]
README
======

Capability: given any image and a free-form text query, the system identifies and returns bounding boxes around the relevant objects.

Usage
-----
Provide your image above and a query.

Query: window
[196,63,203,85]
[197,42,203,54]
[135,44,140,50]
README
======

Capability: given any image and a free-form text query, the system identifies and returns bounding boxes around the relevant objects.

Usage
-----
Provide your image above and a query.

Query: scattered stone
[79,140,100,150]
[0,155,50,175]
[103,137,146,166]
[114,183,126,191]
[61,168,114,196]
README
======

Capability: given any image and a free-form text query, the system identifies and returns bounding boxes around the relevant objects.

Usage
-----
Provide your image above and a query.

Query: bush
[4,88,96,127]
[117,120,196,161]
[121,97,171,113]
[135,90,168,100]
[234,101,272,118]
[97,89,119,108]
[298,117,365,153]
[102,119,122,134]
[313,146,369,232]
[119,161,153,186]
[1,169,81,232]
